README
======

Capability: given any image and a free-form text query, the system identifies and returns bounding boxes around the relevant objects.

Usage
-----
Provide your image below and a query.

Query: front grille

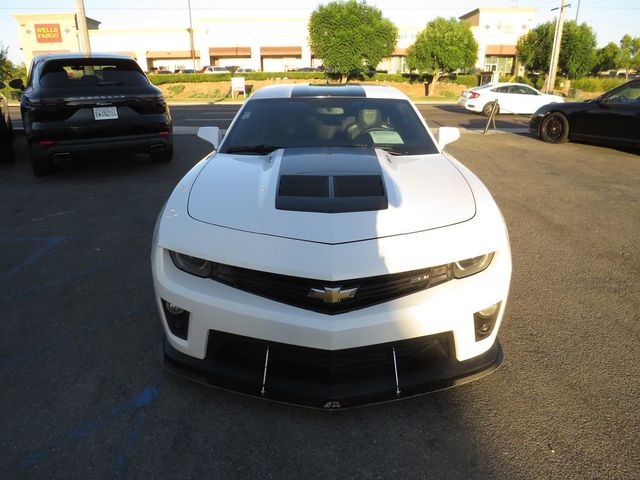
[206,330,454,385]
[210,262,452,315]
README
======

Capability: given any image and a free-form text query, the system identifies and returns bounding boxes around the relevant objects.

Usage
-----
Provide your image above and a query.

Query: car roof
[249,83,409,100]
[33,52,135,63]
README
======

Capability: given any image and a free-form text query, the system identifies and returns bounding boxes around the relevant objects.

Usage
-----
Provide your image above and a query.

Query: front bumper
[164,332,502,409]
[528,114,543,135]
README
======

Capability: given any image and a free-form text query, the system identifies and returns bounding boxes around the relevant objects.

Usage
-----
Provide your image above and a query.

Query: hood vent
[277,174,387,213]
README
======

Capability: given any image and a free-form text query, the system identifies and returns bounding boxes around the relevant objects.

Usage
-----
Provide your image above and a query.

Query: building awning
[485,45,517,56]
[260,46,302,56]
[209,47,251,57]
[146,50,198,59]
[393,48,408,56]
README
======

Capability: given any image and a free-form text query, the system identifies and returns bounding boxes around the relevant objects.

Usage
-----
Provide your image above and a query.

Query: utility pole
[575,0,581,22]
[187,0,197,71]
[546,0,567,94]
[75,0,91,54]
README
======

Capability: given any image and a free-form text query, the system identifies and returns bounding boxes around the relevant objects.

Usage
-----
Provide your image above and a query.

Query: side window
[604,83,640,104]
[493,86,510,94]
[520,86,539,95]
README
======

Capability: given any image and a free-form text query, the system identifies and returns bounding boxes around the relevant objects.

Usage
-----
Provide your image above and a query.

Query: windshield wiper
[98,81,124,86]
[224,144,281,154]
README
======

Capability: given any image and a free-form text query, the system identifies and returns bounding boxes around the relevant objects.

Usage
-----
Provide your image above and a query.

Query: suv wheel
[151,145,173,163]
[0,117,14,163]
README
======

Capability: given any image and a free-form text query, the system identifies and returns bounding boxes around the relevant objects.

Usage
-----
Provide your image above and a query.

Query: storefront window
[484,56,514,74]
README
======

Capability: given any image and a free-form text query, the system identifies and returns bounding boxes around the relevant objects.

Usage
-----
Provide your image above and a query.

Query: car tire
[31,150,53,176]
[482,102,499,117]
[540,112,569,144]
[0,117,15,163]
[151,145,173,163]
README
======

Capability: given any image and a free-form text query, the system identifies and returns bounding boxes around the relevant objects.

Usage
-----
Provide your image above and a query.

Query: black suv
[10,53,172,175]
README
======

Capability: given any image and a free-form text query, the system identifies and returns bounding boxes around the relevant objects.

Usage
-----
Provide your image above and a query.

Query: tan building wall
[460,8,537,75]
[14,13,100,68]
[15,8,537,75]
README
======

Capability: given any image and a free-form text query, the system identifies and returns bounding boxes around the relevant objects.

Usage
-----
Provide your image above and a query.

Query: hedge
[147,71,440,85]
[147,71,329,85]
[570,77,625,92]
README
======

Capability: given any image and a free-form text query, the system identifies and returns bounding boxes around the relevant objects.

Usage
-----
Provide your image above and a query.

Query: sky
[1,0,639,64]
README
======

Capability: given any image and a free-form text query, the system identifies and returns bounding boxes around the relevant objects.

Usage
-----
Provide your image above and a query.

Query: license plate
[93,106,118,120]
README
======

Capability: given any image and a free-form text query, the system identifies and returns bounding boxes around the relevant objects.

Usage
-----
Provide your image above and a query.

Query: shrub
[513,75,534,86]
[452,74,478,87]
[571,77,625,92]
[187,89,224,99]
[166,84,185,96]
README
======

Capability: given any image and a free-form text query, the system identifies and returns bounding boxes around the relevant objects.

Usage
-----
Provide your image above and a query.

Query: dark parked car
[529,80,640,149]
[0,81,15,163]
[10,53,173,175]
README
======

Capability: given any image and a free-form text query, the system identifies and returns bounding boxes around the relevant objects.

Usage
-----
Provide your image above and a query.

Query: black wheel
[31,149,53,176]
[482,102,499,116]
[540,112,569,144]
[151,145,173,163]
[0,117,14,163]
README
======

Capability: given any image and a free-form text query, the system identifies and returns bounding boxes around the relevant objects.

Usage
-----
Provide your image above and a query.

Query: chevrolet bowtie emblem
[308,286,358,303]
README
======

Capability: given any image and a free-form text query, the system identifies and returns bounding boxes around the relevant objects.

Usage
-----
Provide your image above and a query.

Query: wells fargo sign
[35,24,62,43]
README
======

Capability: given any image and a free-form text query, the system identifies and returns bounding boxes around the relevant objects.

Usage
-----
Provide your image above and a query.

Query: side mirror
[0,81,5,90]
[9,79,25,90]
[197,126,222,149]
[437,127,460,150]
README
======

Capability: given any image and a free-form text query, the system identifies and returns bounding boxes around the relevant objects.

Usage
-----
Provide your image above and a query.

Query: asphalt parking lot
[1,105,639,479]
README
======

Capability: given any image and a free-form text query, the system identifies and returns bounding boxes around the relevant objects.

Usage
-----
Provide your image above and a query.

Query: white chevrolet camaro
[152,84,512,408]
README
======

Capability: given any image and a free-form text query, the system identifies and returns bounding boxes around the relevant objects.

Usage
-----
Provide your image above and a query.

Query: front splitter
[163,333,503,409]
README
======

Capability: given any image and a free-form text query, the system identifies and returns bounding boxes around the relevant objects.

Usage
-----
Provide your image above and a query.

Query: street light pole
[546,0,567,94]
[75,0,91,54]
[187,0,197,71]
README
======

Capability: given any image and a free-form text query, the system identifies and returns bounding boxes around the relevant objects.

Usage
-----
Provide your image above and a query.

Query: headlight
[452,252,494,279]
[169,251,212,278]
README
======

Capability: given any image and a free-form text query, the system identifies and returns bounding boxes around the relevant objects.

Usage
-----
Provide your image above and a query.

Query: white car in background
[152,84,512,408]
[458,82,564,116]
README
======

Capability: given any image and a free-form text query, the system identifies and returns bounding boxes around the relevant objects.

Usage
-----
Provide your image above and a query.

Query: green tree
[592,42,620,75]
[0,44,12,81]
[308,0,397,83]
[617,34,640,79]
[517,21,597,79]
[406,17,477,96]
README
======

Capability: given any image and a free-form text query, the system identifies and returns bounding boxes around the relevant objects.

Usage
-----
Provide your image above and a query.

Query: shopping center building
[14,7,536,75]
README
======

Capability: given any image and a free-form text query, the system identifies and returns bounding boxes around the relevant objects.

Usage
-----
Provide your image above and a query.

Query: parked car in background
[200,66,228,74]
[10,53,173,175]
[458,82,564,116]
[152,83,512,408]
[529,79,640,148]
[0,81,15,162]
[154,69,173,75]
[175,69,196,74]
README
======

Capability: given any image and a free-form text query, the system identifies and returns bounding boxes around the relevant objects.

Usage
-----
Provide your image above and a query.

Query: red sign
[35,24,62,43]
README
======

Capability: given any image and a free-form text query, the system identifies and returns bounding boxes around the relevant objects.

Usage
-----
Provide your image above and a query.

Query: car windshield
[39,59,149,89]
[220,98,438,155]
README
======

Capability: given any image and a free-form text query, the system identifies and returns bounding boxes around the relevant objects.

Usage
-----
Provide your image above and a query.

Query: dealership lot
[1,106,638,478]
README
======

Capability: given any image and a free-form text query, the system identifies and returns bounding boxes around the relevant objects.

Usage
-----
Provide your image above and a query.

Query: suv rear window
[40,59,149,89]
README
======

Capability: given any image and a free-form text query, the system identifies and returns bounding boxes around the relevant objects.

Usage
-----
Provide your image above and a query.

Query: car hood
[187,147,476,244]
